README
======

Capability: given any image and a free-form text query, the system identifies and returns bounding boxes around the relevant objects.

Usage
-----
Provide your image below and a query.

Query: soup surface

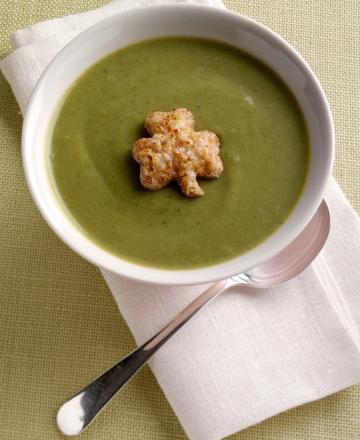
[51,37,309,269]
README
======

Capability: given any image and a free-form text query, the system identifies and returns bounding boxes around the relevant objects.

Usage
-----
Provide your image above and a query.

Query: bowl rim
[22,3,335,286]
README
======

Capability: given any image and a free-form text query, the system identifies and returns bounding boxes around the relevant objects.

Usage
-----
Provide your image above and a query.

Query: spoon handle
[57,279,231,436]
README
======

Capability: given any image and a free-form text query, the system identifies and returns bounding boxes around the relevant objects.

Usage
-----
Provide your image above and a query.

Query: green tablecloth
[1,1,359,439]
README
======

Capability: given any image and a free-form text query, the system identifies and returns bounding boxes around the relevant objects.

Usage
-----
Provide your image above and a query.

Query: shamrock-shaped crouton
[132,108,223,197]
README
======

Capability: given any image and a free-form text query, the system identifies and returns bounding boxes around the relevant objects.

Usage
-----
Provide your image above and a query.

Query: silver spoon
[57,200,330,436]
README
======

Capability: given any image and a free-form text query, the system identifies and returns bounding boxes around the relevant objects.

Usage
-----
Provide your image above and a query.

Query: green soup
[50,37,309,269]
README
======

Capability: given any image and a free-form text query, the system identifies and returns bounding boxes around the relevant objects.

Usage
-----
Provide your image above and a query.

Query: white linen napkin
[2,1,360,439]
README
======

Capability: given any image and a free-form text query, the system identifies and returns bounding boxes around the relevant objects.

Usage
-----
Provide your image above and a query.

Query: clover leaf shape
[132,108,223,197]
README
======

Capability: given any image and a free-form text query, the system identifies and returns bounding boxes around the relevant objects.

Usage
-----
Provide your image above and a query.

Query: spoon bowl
[57,200,330,436]
[233,199,330,288]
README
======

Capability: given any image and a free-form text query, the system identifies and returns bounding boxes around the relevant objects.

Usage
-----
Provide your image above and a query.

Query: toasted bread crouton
[132,108,223,197]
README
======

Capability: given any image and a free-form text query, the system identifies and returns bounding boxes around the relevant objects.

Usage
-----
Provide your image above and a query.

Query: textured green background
[1,1,359,439]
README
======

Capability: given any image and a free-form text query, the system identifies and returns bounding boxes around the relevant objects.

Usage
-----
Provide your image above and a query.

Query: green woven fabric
[1,1,359,439]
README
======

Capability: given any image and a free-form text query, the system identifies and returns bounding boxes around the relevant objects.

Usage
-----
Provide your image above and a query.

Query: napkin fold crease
[2,1,360,439]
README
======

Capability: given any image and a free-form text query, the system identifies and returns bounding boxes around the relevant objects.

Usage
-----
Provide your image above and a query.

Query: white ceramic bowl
[22,4,334,285]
